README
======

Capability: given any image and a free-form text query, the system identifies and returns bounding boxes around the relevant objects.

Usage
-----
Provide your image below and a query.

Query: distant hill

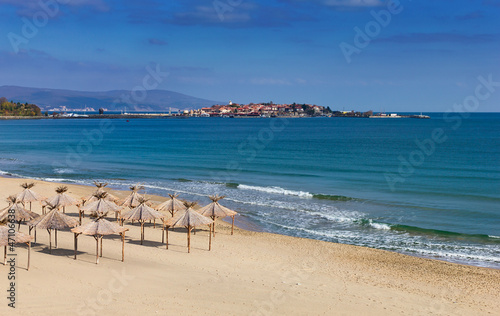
[0,86,221,112]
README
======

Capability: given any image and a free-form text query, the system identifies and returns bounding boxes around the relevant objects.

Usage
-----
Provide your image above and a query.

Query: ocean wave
[237,184,314,198]
[259,219,500,266]
[367,220,392,230]
[38,177,80,183]
[0,170,23,177]
[54,168,76,174]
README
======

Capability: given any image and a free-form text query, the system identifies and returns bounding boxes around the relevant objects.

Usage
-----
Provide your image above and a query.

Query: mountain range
[0,86,221,112]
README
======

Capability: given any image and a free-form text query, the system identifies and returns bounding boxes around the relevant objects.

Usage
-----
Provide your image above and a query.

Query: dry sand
[0,177,499,315]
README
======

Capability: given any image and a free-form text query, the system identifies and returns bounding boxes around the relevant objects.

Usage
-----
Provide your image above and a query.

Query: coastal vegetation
[0,97,41,116]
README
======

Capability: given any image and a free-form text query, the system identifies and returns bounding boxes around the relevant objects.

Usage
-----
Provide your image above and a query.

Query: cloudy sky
[0,0,499,111]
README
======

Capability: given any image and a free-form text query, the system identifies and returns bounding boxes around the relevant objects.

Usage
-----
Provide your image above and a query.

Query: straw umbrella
[28,205,79,254]
[0,196,39,231]
[1,225,33,270]
[164,202,213,253]
[71,213,128,264]
[120,198,164,245]
[78,192,122,225]
[120,185,144,208]
[45,186,77,214]
[82,181,118,206]
[197,195,238,236]
[16,182,44,212]
[156,194,187,217]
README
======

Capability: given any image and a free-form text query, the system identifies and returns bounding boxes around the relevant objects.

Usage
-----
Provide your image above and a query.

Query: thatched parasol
[197,195,238,236]
[78,192,122,225]
[120,198,164,245]
[16,182,44,212]
[71,213,129,264]
[45,186,78,214]
[0,225,33,270]
[0,196,39,231]
[82,181,119,205]
[155,194,187,217]
[120,185,145,208]
[28,205,79,253]
[164,202,213,253]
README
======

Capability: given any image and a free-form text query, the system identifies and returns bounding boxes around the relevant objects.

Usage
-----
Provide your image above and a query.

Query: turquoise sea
[0,113,498,268]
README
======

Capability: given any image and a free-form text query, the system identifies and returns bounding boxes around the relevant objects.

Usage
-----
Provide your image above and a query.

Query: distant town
[188,101,429,119]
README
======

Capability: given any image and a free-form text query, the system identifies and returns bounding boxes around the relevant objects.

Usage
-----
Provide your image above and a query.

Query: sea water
[0,113,498,268]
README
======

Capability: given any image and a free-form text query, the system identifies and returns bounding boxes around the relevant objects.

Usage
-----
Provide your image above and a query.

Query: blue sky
[0,0,499,111]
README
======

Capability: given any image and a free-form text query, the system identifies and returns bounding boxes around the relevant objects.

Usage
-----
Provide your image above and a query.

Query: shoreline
[0,176,499,315]
[1,173,497,270]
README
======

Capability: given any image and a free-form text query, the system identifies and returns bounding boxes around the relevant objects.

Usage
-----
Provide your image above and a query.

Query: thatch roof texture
[0,203,39,222]
[165,207,213,228]
[120,186,145,208]
[155,194,187,216]
[17,183,44,203]
[29,208,79,230]
[121,201,164,222]
[0,225,33,246]
[83,181,118,203]
[80,193,122,217]
[71,217,128,236]
[45,186,78,209]
[197,196,237,218]
[84,189,118,204]
[197,195,238,236]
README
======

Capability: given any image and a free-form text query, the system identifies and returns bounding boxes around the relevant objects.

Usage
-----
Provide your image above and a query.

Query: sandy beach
[0,177,499,316]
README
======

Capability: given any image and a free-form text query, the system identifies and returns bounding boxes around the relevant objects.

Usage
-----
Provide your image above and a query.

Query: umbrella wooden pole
[63,206,66,214]
[30,202,32,212]
[79,211,82,225]
[212,216,216,237]
[166,227,169,250]
[153,219,156,229]
[3,246,6,265]
[74,233,78,260]
[141,223,144,245]
[209,224,212,251]
[18,221,21,232]
[121,233,125,262]
[55,229,58,248]
[161,224,164,243]
[48,229,52,254]
[231,216,235,235]
[29,226,36,243]
[187,226,191,253]
[27,242,31,271]
[100,237,103,257]
[95,237,99,264]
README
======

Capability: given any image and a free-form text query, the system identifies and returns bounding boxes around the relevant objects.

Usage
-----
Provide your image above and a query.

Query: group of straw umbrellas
[0,181,239,268]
